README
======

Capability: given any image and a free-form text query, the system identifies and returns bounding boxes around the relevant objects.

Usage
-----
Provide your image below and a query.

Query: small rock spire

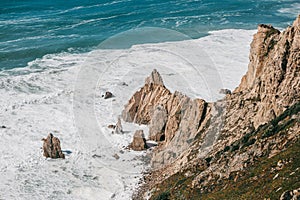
[292,14,300,27]
[145,69,164,86]
[42,133,65,159]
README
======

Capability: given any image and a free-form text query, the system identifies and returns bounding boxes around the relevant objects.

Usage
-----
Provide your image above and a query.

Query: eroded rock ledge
[124,15,300,200]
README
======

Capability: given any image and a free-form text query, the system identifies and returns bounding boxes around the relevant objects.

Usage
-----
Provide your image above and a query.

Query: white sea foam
[0,29,255,199]
[278,3,300,18]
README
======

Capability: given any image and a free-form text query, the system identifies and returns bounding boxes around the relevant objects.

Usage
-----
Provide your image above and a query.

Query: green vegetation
[205,157,213,164]
[153,190,170,200]
[152,138,300,200]
[224,145,230,152]
[262,102,300,139]
[150,102,300,200]
[199,139,300,200]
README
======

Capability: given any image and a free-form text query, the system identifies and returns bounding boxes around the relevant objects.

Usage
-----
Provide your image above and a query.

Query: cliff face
[235,17,300,128]
[122,16,300,199]
[212,16,300,156]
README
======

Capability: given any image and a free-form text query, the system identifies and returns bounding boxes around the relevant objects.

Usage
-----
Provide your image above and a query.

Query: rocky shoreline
[121,15,300,199]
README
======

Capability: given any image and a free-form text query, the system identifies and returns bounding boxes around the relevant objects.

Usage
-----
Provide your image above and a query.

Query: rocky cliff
[122,69,210,167]
[122,16,300,199]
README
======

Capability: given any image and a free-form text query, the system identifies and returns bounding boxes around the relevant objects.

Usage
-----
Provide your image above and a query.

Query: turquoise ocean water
[0,0,299,70]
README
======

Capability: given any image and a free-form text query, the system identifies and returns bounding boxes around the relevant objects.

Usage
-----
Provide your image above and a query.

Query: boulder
[113,153,120,160]
[108,124,116,129]
[42,133,65,159]
[104,91,113,99]
[130,130,147,151]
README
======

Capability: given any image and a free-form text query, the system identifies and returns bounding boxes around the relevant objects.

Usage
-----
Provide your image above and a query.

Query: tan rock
[126,16,300,197]
[233,16,300,128]
[130,130,147,151]
[122,69,171,124]
[122,69,210,166]
[149,104,168,141]
[42,133,65,159]
[115,117,123,134]
[145,68,164,86]
[122,90,143,122]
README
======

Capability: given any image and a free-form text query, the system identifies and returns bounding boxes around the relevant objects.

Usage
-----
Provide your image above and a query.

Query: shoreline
[129,16,300,199]
[0,28,255,199]
[1,28,256,74]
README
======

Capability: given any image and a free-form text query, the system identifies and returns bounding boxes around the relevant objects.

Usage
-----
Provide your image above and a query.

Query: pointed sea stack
[42,133,65,159]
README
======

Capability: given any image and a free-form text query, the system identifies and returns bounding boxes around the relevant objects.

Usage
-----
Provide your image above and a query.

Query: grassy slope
[151,102,300,200]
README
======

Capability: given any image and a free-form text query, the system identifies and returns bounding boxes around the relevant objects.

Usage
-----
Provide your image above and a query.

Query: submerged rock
[129,130,147,151]
[42,133,65,159]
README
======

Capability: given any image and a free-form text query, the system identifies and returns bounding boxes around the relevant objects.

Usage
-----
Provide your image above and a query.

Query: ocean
[0,1,299,199]
[0,0,299,70]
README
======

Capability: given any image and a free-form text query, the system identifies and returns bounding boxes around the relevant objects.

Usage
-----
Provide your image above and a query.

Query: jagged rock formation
[124,16,300,199]
[129,130,147,151]
[122,69,171,124]
[122,69,209,166]
[42,133,65,159]
[234,19,300,129]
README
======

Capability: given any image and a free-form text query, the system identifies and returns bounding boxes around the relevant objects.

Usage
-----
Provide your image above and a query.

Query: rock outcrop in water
[103,91,113,99]
[115,117,123,134]
[42,133,65,159]
[123,69,209,165]
[124,15,300,199]
[129,130,147,151]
